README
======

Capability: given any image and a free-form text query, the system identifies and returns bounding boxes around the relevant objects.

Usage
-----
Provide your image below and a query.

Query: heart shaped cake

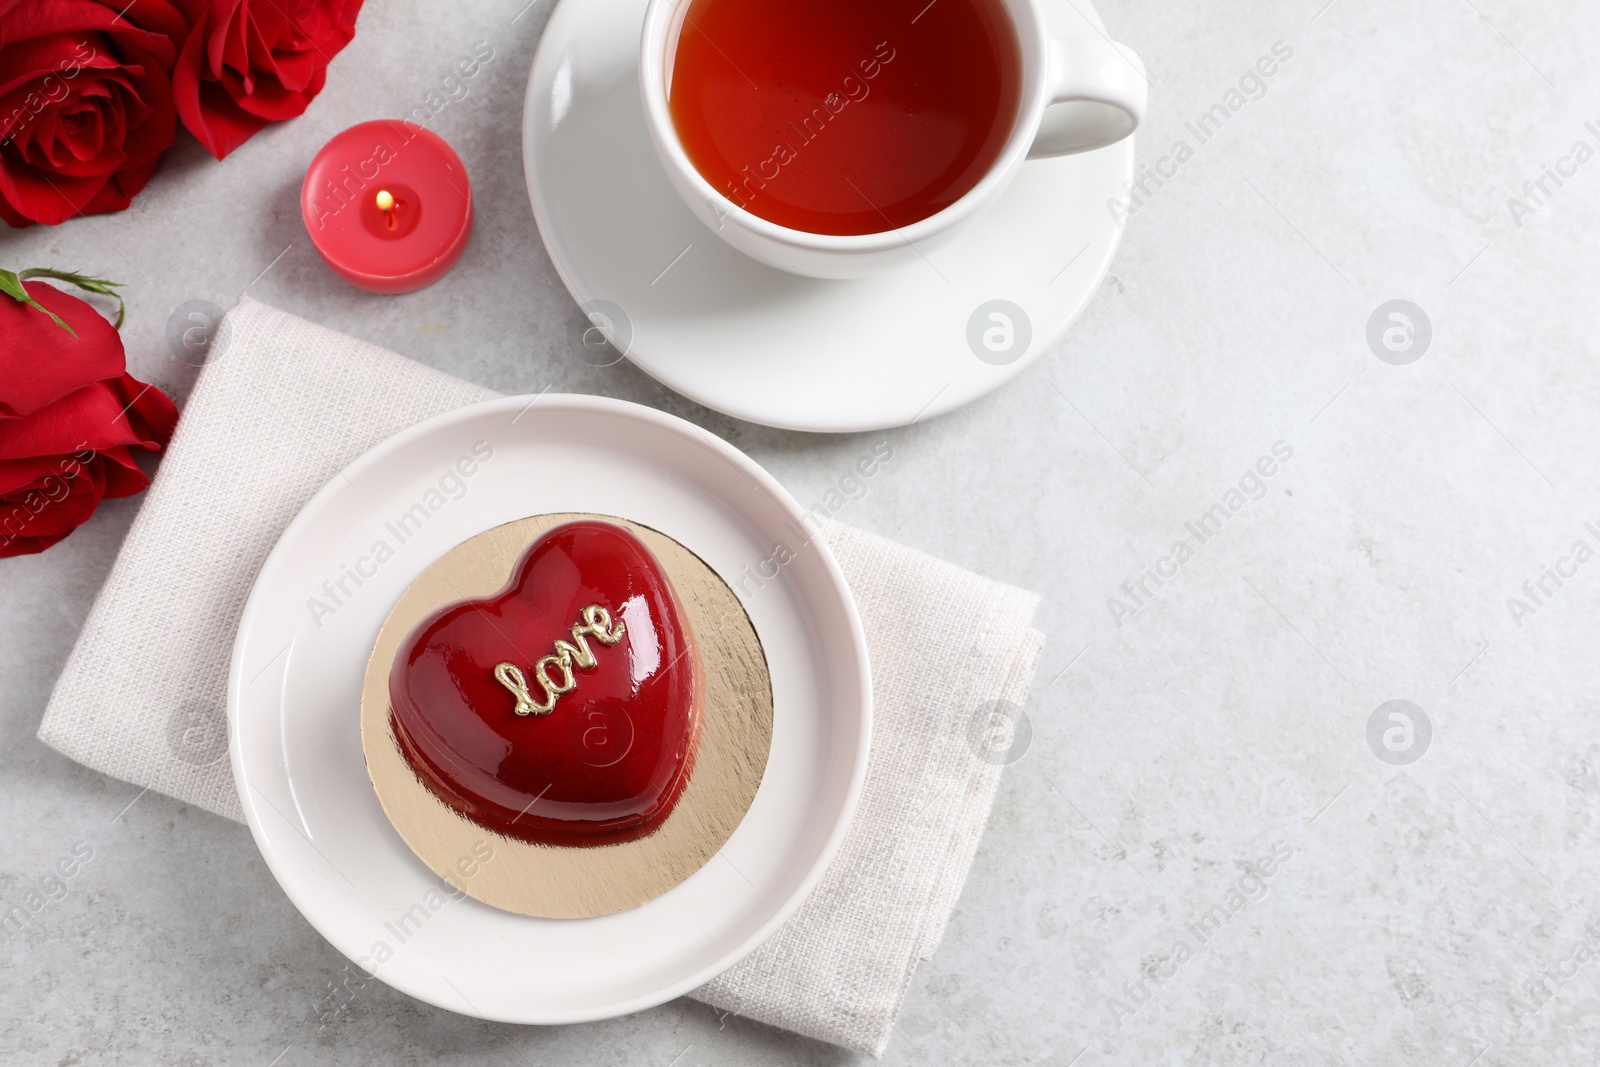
[388,520,703,847]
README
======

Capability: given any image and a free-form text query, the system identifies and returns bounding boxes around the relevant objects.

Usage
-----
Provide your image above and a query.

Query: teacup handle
[1028,38,1147,159]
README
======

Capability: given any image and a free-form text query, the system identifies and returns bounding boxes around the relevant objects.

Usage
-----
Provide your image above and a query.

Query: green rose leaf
[0,268,74,335]
[0,268,127,335]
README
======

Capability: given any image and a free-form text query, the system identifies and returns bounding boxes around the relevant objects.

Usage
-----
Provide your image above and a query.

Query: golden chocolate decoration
[493,604,626,717]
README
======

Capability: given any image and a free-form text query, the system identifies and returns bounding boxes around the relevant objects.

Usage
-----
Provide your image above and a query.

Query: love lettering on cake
[492,604,626,717]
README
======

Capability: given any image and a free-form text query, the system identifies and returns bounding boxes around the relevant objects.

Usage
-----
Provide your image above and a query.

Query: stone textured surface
[2,0,1596,1063]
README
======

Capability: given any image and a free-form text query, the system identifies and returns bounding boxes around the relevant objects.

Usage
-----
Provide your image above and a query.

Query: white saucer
[522,0,1134,433]
[227,395,870,1023]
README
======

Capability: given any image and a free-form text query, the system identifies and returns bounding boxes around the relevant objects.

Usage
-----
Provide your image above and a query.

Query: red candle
[301,120,473,294]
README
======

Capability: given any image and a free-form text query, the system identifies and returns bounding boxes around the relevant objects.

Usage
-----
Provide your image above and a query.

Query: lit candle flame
[375,189,395,213]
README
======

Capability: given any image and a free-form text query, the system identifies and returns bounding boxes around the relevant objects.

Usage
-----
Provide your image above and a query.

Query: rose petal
[0,32,97,100]
[170,10,261,160]
[98,442,153,497]
[104,370,179,444]
[0,444,149,504]
[0,527,73,557]
[13,462,104,536]
[229,66,321,121]
[2,3,178,68]
[0,452,68,495]
[115,0,191,51]
[180,74,267,158]
[0,190,27,226]
[0,154,106,223]
[0,281,127,417]
[0,452,106,554]
[0,375,175,458]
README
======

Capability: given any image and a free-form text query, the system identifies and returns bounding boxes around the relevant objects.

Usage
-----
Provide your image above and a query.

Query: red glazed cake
[387,520,703,847]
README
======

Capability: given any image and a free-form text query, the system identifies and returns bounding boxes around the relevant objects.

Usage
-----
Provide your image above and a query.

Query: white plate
[522,0,1134,433]
[228,395,871,1023]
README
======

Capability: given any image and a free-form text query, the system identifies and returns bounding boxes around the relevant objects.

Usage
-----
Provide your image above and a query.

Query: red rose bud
[171,0,365,160]
[0,0,187,227]
[0,280,177,557]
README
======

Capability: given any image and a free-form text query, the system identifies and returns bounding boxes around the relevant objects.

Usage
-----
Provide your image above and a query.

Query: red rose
[0,279,177,557]
[172,0,363,160]
[0,1,188,227]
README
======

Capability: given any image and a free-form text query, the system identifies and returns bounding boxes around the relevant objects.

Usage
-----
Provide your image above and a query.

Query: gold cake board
[360,513,773,918]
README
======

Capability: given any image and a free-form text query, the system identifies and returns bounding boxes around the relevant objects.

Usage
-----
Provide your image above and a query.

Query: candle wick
[376,189,398,231]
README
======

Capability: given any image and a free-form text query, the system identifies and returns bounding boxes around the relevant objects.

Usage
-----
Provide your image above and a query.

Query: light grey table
[4,0,1596,1063]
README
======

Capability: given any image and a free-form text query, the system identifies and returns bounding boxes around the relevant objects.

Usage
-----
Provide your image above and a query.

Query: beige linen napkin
[37,296,1044,1057]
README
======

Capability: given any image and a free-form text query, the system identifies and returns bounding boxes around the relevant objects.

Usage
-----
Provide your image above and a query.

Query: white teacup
[639,0,1146,279]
